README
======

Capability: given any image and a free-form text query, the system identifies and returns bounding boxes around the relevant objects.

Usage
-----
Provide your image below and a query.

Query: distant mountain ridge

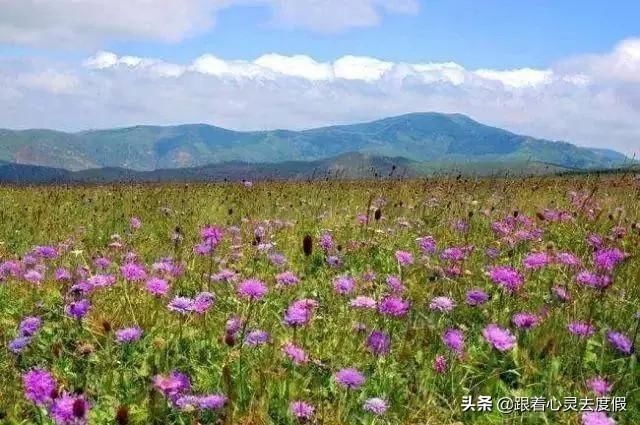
[1,152,636,185]
[0,113,628,172]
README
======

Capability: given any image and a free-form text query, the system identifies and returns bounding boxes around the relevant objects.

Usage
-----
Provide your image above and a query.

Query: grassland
[0,175,638,424]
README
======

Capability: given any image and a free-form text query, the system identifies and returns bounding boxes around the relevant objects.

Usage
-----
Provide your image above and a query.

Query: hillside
[0,113,628,171]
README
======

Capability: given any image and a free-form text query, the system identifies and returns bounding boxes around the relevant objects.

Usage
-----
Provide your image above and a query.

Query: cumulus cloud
[2,38,640,156]
[0,0,419,46]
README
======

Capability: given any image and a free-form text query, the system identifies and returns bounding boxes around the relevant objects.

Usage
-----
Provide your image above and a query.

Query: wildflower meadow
[0,175,638,424]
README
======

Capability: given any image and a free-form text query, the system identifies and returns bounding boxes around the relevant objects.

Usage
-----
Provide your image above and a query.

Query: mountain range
[0,112,631,183]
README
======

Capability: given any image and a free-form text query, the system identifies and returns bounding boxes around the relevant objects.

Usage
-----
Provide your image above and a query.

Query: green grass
[0,175,638,424]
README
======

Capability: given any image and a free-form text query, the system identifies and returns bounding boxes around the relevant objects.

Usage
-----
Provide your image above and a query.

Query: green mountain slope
[0,113,628,171]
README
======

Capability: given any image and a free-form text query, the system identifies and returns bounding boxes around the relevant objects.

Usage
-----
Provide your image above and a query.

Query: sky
[0,0,639,155]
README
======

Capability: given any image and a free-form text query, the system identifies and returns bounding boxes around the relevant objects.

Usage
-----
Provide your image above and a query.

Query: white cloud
[16,70,79,94]
[558,38,640,83]
[265,0,419,33]
[333,56,394,81]
[0,0,223,46]
[2,38,640,157]
[255,54,333,80]
[474,68,553,88]
[0,0,419,46]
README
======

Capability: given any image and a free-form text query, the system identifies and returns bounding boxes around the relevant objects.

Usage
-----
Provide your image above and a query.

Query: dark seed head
[224,331,236,347]
[72,399,86,418]
[302,235,313,256]
[116,406,129,425]
[374,209,382,221]
[102,320,112,333]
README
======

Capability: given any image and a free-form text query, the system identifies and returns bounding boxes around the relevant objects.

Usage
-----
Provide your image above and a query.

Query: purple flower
[552,285,571,302]
[432,354,448,374]
[485,247,501,259]
[429,296,455,313]
[268,252,287,267]
[244,329,269,346]
[586,376,612,396]
[567,321,596,338]
[363,398,388,415]
[523,252,551,269]
[211,268,236,283]
[326,255,342,268]
[555,252,580,267]
[153,371,191,401]
[32,245,58,259]
[130,216,142,230]
[511,312,540,330]
[194,243,212,256]
[93,257,111,270]
[482,324,516,352]
[607,330,633,355]
[146,277,170,297]
[120,262,147,282]
[197,394,227,410]
[417,236,437,254]
[366,330,391,356]
[319,232,335,252]
[22,369,56,406]
[115,326,143,344]
[200,225,224,247]
[225,315,244,335]
[395,250,414,266]
[168,296,194,314]
[581,412,616,425]
[335,368,365,390]
[9,336,32,353]
[283,301,315,328]
[65,299,90,319]
[87,274,116,288]
[466,289,489,306]
[50,393,90,425]
[349,296,377,309]
[488,266,524,293]
[276,271,299,287]
[23,269,43,285]
[192,292,215,314]
[333,275,355,295]
[55,268,72,281]
[386,275,405,293]
[378,296,410,317]
[282,342,309,365]
[442,328,465,353]
[576,270,611,289]
[593,248,626,271]
[19,316,42,337]
[237,279,268,301]
[440,247,466,262]
[175,395,201,411]
[290,400,315,421]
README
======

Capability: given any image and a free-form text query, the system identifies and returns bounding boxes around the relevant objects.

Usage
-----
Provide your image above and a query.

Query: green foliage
[0,113,629,172]
[0,176,638,424]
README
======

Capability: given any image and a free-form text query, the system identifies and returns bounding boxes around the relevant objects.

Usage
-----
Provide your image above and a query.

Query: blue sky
[0,0,639,154]
[121,0,638,68]
[2,1,639,67]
